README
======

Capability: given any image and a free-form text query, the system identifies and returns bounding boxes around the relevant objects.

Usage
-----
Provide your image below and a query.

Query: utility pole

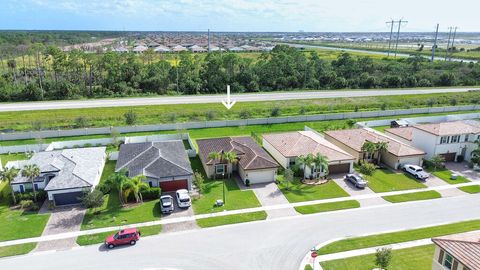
[386,20,394,57]
[449,27,458,61]
[431,23,439,61]
[393,19,408,58]
[445,27,453,61]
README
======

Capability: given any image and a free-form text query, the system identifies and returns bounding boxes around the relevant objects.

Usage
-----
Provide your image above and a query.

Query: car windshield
[161,198,171,204]
[113,233,119,240]
[180,198,190,203]
[416,168,424,172]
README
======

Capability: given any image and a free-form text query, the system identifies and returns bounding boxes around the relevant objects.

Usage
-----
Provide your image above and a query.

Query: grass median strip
[317,219,480,255]
[382,190,442,203]
[294,200,360,215]
[0,243,37,258]
[196,211,267,228]
[320,245,435,270]
[76,225,162,246]
[459,185,480,193]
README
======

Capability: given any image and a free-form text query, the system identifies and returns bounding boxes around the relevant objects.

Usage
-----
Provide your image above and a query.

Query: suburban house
[324,128,425,169]
[196,137,279,185]
[387,120,480,162]
[115,141,193,192]
[8,147,106,206]
[262,131,355,177]
[431,231,480,270]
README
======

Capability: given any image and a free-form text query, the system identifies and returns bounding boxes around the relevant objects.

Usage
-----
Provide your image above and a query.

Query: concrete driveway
[446,162,480,181]
[421,174,467,197]
[249,182,299,219]
[34,204,86,252]
[331,175,389,207]
[160,193,198,233]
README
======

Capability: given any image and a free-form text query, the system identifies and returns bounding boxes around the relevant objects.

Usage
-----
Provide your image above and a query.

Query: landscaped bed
[76,224,162,246]
[294,200,360,215]
[363,169,427,193]
[196,211,267,228]
[277,177,350,203]
[320,245,435,270]
[382,190,442,203]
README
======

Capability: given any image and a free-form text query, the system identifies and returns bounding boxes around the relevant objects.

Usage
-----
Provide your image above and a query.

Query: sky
[1,0,479,32]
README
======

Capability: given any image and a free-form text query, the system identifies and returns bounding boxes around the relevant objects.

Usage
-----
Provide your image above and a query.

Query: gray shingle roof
[116,141,193,179]
[11,147,106,191]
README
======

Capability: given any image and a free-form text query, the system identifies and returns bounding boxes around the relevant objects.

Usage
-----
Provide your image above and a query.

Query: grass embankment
[1,91,480,132]
[364,169,426,192]
[196,211,268,228]
[277,177,350,203]
[76,225,162,246]
[382,190,442,203]
[295,200,360,214]
[317,219,480,255]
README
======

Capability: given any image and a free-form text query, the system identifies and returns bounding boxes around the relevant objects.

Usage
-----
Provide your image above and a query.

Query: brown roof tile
[413,120,480,136]
[432,231,480,270]
[385,127,414,141]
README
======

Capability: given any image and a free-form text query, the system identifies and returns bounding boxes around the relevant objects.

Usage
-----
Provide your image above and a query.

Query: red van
[105,228,141,249]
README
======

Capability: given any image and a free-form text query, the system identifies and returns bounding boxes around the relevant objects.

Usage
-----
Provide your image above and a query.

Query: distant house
[8,148,106,206]
[263,131,354,177]
[188,45,207,53]
[112,47,129,53]
[431,231,480,270]
[228,47,244,52]
[324,128,425,169]
[171,45,187,52]
[115,141,193,192]
[196,137,279,185]
[154,45,171,53]
[132,45,148,53]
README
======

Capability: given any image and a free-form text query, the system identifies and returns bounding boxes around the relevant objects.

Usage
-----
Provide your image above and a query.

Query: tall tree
[312,153,329,179]
[208,151,223,180]
[375,141,389,165]
[297,154,314,179]
[106,170,129,205]
[0,167,19,205]
[21,164,40,202]
[223,152,238,179]
[361,141,377,162]
[123,175,148,203]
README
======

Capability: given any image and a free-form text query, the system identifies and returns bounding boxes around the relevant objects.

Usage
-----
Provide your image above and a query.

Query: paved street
[1,194,480,270]
[0,88,476,112]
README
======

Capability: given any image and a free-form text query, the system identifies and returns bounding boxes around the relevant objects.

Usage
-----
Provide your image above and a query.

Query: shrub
[194,172,205,193]
[205,110,216,120]
[239,110,251,119]
[123,110,138,125]
[31,121,43,131]
[96,183,111,195]
[359,162,376,176]
[299,106,306,114]
[375,247,393,270]
[84,143,93,148]
[20,200,38,211]
[140,187,161,200]
[82,190,104,211]
[74,116,88,128]
[346,119,356,127]
[270,107,281,117]
[380,103,387,111]
[449,98,458,106]
[167,113,177,122]
[16,190,47,202]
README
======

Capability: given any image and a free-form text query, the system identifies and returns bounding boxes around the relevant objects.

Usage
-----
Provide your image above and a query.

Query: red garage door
[159,180,188,192]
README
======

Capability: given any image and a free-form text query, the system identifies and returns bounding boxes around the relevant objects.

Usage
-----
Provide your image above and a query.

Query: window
[215,164,225,174]
[440,136,450,144]
[289,159,296,166]
[451,135,460,143]
[465,134,469,142]
[443,253,453,269]
[148,181,153,188]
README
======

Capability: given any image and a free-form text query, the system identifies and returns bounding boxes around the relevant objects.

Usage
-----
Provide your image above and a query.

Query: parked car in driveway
[345,174,368,188]
[105,228,140,249]
[160,195,174,214]
[176,189,191,208]
[403,164,429,180]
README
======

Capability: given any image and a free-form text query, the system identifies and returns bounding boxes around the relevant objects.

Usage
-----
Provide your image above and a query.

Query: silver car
[345,174,368,189]
[160,195,174,214]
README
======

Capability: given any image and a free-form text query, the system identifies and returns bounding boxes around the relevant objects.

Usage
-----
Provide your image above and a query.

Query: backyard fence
[357,111,480,128]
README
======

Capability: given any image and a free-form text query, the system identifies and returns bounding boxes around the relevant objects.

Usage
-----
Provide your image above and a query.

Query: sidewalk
[1,181,479,249]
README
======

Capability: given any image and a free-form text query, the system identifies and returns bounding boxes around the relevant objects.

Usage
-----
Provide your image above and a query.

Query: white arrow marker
[221,85,236,110]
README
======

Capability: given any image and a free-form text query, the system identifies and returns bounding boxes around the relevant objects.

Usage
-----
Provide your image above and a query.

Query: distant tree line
[0,45,479,102]
[0,31,122,46]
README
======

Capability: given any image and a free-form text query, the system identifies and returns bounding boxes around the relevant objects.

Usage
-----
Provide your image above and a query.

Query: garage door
[159,180,188,192]
[53,191,83,206]
[440,153,456,162]
[328,163,351,174]
[246,170,275,184]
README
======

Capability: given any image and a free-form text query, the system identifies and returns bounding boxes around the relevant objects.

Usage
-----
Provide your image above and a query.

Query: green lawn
[76,224,162,246]
[294,200,360,214]
[0,243,37,258]
[190,157,261,214]
[0,152,28,167]
[459,185,480,193]
[382,190,442,203]
[196,211,267,228]
[317,219,480,255]
[373,125,390,132]
[0,203,50,242]
[320,245,435,270]
[364,169,427,193]
[99,160,116,185]
[277,177,350,203]
[431,169,471,184]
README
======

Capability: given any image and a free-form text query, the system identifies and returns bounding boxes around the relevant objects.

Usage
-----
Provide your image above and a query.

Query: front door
[34,184,38,191]
[19,185,24,193]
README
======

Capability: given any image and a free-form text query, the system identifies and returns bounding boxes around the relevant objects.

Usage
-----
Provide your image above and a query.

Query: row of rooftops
[114,44,275,53]
[386,120,480,141]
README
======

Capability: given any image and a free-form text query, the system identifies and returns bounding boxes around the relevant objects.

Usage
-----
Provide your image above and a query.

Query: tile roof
[196,137,279,170]
[11,147,106,191]
[263,131,354,162]
[385,127,415,141]
[116,140,193,179]
[432,231,480,270]
[324,128,425,157]
[413,120,480,136]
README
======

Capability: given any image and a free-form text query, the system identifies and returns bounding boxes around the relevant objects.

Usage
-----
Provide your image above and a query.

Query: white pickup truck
[402,164,429,180]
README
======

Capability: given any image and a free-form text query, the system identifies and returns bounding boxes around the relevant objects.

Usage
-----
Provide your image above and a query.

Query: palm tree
[312,153,329,179]
[106,170,129,205]
[375,141,389,165]
[208,151,223,180]
[21,164,40,202]
[122,175,148,203]
[0,167,19,205]
[223,152,238,179]
[297,154,314,179]
[361,141,377,162]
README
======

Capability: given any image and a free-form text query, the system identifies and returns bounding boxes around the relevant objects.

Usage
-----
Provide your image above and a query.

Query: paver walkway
[331,176,389,207]
[34,204,86,252]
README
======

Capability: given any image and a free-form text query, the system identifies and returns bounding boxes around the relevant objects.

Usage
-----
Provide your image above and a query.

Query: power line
[386,20,394,57]
[444,27,453,61]
[449,27,458,61]
[386,19,408,58]
[393,19,408,58]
